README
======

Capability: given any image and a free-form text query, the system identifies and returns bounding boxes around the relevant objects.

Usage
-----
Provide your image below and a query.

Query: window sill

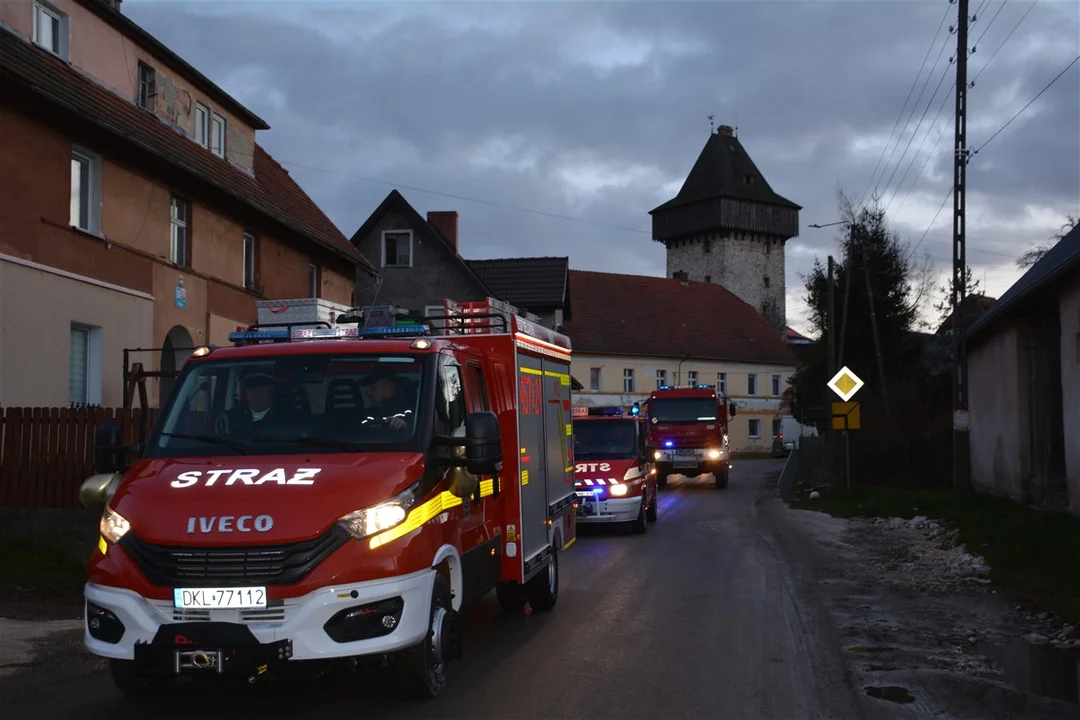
[70,224,107,243]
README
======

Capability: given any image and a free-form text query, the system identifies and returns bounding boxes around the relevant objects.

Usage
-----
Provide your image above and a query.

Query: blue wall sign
[175,274,187,309]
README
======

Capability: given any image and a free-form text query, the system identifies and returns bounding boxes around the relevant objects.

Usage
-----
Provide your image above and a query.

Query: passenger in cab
[215,373,280,436]
[360,366,413,430]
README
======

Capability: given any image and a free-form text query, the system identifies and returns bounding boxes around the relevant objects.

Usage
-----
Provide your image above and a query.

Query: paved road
[3,460,863,720]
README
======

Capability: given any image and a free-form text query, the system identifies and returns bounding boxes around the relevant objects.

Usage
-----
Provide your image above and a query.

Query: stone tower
[649,125,801,335]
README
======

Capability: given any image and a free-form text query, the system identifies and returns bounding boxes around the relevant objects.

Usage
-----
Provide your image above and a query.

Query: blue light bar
[357,325,431,337]
[228,328,290,343]
[291,326,360,341]
[588,406,625,416]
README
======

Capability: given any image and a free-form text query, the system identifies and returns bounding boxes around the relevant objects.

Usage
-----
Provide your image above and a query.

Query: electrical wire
[971,0,1009,51]
[890,85,954,216]
[971,0,1038,85]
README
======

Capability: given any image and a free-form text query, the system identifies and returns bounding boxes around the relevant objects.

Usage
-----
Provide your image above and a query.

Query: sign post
[827,367,865,489]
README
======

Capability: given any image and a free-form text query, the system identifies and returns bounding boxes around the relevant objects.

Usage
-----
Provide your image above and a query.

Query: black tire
[645,492,658,522]
[630,497,648,534]
[715,466,730,489]
[109,659,173,699]
[495,581,526,614]
[657,474,668,489]
[525,545,559,612]
[400,575,457,701]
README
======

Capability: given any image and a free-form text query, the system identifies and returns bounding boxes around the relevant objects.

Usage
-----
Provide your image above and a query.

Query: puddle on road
[864,685,916,703]
[980,637,1080,704]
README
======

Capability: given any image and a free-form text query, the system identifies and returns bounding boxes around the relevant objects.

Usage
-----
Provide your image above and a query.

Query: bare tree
[1017,215,1078,270]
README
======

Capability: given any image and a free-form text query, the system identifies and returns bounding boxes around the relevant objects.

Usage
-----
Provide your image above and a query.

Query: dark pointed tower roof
[650,125,801,244]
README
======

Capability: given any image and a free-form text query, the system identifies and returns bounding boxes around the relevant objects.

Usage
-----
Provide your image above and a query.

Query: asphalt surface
[3,459,864,720]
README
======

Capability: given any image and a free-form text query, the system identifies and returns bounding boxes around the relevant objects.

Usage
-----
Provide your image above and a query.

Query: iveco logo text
[186,515,274,534]
[171,468,322,488]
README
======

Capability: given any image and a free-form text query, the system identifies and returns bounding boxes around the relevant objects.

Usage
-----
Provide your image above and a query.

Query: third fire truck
[645,384,735,489]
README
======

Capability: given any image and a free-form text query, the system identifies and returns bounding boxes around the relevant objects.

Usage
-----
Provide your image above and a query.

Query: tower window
[743,174,755,186]
[764,276,770,288]
[704,275,711,283]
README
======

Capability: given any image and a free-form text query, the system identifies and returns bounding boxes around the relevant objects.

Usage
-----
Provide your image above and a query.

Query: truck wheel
[109,659,173,699]
[630,498,648,534]
[400,575,457,700]
[657,474,668,489]
[495,581,526,614]
[645,493,658,522]
[525,545,559,612]
[715,466,730,489]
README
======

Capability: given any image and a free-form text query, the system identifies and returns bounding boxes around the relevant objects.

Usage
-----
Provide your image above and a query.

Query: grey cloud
[126,0,1079,329]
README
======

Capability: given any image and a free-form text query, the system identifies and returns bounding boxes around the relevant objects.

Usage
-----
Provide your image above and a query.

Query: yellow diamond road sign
[827,366,865,402]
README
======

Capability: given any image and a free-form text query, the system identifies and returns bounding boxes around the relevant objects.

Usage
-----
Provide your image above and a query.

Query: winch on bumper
[83,568,437,676]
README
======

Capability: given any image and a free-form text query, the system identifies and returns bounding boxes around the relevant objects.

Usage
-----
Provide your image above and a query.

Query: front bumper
[83,568,435,666]
[575,493,641,523]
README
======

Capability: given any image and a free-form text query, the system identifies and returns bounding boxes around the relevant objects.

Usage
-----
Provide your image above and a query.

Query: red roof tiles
[563,270,795,366]
[0,28,371,272]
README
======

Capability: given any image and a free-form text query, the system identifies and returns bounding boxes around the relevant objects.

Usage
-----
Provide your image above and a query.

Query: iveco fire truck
[78,297,576,700]
[571,406,658,533]
[645,385,735,490]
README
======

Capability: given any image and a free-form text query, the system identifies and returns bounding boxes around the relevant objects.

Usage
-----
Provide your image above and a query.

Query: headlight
[708,449,723,460]
[100,506,131,544]
[653,451,662,460]
[337,485,417,541]
[609,484,629,497]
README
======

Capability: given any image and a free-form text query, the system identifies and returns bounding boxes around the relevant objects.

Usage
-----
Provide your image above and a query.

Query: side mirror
[644,445,656,462]
[79,472,121,511]
[94,419,125,474]
[728,403,737,418]
[464,411,502,476]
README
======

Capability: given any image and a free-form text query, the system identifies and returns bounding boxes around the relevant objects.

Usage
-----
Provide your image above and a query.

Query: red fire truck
[644,385,735,490]
[570,406,658,533]
[78,297,576,700]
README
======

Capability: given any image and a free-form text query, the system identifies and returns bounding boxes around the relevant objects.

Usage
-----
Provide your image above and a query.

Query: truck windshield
[649,397,718,423]
[146,353,429,458]
[573,420,638,459]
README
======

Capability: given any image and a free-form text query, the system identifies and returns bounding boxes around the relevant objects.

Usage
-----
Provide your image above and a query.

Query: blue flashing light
[228,328,290,343]
[592,488,603,494]
[630,403,640,415]
[291,326,360,341]
[357,324,431,337]
[588,406,625,416]
[664,440,674,448]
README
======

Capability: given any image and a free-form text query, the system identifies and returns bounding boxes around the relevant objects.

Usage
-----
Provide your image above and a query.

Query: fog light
[86,600,126,644]
[324,597,405,643]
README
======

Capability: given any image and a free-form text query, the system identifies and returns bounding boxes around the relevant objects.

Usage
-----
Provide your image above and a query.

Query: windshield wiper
[159,432,250,454]
[251,434,365,451]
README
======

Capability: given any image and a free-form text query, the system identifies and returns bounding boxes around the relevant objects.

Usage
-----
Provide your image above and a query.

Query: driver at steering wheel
[360,365,412,430]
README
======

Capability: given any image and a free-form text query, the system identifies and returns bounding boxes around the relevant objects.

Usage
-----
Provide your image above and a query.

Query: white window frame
[749,418,761,439]
[69,322,103,406]
[32,1,69,60]
[589,367,601,392]
[136,61,156,111]
[194,103,209,147]
[772,374,782,396]
[717,372,726,394]
[243,232,256,289]
[170,195,190,266]
[381,229,413,268]
[210,112,226,158]
[70,147,102,235]
[655,368,667,388]
[747,373,758,395]
[308,264,318,297]
[622,368,635,394]
[687,370,698,386]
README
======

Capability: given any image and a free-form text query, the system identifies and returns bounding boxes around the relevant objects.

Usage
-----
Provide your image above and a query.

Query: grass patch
[792,485,1080,626]
[0,538,87,599]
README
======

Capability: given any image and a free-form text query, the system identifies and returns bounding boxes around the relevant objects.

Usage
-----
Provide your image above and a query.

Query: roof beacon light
[228,328,290,344]
[631,402,641,415]
[588,406,625,416]
[357,324,431,338]
[291,326,360,341]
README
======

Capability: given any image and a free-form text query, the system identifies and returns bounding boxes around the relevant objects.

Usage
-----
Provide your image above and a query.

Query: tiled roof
[465,257,569,311]
[935,294,997,336]
[785,326,813,342]
[563,270,795,366]
[0,29,372,272]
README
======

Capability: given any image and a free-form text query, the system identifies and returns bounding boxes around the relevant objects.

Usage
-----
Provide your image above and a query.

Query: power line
[890,85,954,216]
[971,0,1038,85]
[970,54,1080,156]
[970,0,1009,50]
[855,2,953,209]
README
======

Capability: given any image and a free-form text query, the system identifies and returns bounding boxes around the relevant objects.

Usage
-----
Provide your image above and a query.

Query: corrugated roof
[967,224,1080,342]
[563,270,795,366]
[465,257,568,310]
[0,28,371,272]
[651,130,801,215]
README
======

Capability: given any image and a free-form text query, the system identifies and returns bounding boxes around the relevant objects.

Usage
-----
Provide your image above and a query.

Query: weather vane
[708,114,715,133]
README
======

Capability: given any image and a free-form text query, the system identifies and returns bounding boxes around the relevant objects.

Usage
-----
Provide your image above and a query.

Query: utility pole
[827,255,837,484]
[952,0,971,491]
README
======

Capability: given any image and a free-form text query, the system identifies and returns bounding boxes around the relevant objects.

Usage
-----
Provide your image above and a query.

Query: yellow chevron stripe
[369,479,496,549]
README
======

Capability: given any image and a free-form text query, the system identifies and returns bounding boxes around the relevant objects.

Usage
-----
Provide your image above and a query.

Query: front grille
[121,525,349,587]
[150,601,295,626]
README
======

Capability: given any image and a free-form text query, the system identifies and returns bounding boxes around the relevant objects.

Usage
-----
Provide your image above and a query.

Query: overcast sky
[129,0,1079,335]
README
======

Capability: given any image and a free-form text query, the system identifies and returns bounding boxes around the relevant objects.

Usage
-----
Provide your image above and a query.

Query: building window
[69,323,102,406]
[748,418,761,439]
[243,232,256,289]
[622,369,635,393]
[210,112,226,158]
[70,148,101,234]
[772,374,782,396]
[308,264,318,297]
[764,276,771,288]
[136,61,156,110]
[717,372,726,394]
[687,370,698,386]
[656,369,667,388]
[747,373,757,395]
[589,367,601,392]
[195,103,209,147]
[382,230,412,267]
[170,195,190,266]
[704,275,711,283]
[772,418,782,437]
[32,2,67,59]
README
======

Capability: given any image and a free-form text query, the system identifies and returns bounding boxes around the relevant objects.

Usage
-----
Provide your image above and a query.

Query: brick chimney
[716,125,734,137]
[427,211,459,250]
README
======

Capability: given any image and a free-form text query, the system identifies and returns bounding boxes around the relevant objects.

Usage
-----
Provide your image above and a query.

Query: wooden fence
[0,407,157,509]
